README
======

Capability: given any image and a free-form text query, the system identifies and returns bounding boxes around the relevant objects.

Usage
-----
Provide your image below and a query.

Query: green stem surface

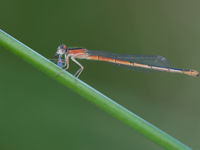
[0,29,192,150]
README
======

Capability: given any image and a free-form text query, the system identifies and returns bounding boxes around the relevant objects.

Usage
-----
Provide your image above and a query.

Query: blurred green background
[0,0,200,149]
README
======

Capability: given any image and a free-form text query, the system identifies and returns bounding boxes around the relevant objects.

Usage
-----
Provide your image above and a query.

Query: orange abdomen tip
[183,69,199,77]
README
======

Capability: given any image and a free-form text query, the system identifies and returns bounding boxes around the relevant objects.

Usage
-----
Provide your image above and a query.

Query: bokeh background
[0,0,200,149]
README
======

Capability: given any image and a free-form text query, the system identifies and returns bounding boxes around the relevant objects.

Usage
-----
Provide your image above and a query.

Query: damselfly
[55,44,199,78]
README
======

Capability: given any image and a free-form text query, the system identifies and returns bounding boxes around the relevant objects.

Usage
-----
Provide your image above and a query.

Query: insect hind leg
[71,57,84,78]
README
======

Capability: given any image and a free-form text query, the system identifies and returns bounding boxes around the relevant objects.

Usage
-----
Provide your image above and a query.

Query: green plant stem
[0,29,192,150]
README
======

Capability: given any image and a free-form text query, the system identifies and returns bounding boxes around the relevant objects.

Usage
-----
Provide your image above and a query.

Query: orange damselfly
[55,44,199,78]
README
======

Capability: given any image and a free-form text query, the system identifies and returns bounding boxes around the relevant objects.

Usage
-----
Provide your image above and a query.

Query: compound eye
[58,44,67,50]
